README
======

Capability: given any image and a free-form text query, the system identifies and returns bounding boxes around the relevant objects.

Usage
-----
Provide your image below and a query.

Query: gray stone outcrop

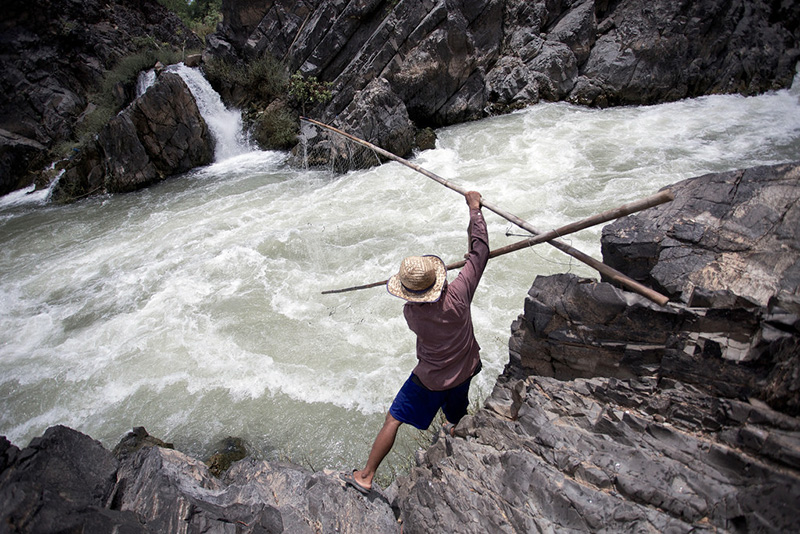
[0,0,201,196]
[208,0,800,159]
[49,71,214,202]
[0,426,401,533]
[391,160,800,532]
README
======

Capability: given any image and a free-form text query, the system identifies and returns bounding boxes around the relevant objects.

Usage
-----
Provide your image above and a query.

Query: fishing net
[293,119,382,173]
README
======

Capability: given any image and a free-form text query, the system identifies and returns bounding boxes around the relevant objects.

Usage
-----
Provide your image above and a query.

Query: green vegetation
[287,73,334,115]
[67,45,184,154]
[203,57,337,151]
[203,55,288,104]
[156,0,222,42]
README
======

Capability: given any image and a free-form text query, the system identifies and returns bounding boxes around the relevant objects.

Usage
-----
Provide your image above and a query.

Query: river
[1,67,799,480]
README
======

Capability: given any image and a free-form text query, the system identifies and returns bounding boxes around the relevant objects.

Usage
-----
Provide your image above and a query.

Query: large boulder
[602,162,800,307]
[0,0,201,195]
[0,425,145,533]
[0,426,401,533]
[393,372,800,533]
[50,71,214,202]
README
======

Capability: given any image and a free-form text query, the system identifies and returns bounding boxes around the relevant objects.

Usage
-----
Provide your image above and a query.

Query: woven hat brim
[386,255,447,303]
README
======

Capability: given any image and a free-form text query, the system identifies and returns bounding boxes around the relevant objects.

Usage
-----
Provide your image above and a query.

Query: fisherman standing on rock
[342,191,489,495]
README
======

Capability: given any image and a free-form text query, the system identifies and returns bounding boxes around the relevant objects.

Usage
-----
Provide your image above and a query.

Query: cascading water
[170,64,253,161]
[1,71,799,475]
[137,63,252,161]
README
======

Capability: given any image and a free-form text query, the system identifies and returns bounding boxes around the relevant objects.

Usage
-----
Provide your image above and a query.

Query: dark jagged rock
[114,448,400,533]
[0,0,201,196]
[209,0,799,158]
[112,426,174,462]
[0,425,146,533]
[602,162,800,307]
[0,425,401,533]
[50,71,214,202]
[205,436,248,477]
[394,373,800,533]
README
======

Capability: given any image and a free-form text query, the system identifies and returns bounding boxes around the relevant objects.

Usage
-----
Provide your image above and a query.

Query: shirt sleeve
[449,208,489,305]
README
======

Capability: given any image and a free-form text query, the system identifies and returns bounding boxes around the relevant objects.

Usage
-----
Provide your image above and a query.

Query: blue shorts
[389,373,472,430]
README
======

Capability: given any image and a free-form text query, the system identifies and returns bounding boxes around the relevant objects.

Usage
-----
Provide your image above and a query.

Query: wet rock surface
[49,71,214,202]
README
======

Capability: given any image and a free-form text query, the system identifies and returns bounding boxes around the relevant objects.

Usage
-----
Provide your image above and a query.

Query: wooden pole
[303,118,672,306]
[321,190,673,294]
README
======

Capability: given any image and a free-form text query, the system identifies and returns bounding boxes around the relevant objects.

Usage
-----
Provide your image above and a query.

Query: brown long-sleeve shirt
[404,207,489,391]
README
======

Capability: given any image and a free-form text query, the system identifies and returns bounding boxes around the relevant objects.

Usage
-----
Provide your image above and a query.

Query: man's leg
[442,378,472,435]
[353,412,402,490]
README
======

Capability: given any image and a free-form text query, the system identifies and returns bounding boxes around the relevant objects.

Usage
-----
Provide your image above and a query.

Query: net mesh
[294,120,383,173]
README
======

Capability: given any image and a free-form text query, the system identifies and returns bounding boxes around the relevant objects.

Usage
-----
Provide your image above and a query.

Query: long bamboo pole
[321,189,673,294]
[303,117,671,306]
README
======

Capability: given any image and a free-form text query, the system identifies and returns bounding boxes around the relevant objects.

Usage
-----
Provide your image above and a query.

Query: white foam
[169,63,253,161]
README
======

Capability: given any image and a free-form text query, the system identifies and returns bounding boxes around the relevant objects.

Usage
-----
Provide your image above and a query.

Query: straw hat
[387,255,447,302]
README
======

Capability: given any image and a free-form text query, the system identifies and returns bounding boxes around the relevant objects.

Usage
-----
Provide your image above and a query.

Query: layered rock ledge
[209,0,800,159]
[1,162,798,532]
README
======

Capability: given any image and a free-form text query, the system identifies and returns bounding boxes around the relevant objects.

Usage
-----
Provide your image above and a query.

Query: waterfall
[170,64,253,162]
[135,69,156,98]
[137,63,253,162]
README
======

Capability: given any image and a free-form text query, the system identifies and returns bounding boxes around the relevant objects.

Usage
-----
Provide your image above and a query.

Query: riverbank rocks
[0,0,201,195]
[208,0,799,156]
[0,426,401,533]
[50,71,214,202]
[390,160,800,532]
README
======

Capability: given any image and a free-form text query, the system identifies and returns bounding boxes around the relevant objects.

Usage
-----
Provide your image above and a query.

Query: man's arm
[465,191,482,253]
[450,191,489,304]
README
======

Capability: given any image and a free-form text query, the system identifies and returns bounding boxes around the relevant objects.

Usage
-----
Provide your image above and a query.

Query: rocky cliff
[0,0,202,196]
[49,70,215,202]
[207,0,800,160]
[2,161,798,533]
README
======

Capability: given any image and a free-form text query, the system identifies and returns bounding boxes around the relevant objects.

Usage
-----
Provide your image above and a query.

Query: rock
[112,426,174,462]
[184,53,203,68]
[602,162,800,307]
[208,0,799,151]
[50,71,214,202]
[291,77,415,170]
[205,436,247,477]
[399,372,800,533]
[112,445,401,533]
[0,0,201,195]
[0,425,146,533]
[390,161,800,532]
[0,129,48,194]
[0,425,401,533]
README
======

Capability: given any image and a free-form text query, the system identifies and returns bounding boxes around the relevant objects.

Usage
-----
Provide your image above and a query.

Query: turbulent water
[1,68,799,478]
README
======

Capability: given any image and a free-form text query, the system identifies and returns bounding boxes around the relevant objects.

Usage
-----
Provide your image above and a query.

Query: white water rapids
[1,67,799,476]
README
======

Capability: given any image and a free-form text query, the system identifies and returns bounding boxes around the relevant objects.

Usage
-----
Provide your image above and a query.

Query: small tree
[288,73,333,115]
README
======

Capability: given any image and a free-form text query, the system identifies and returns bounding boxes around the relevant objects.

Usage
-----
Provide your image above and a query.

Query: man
[342,190,489,494]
